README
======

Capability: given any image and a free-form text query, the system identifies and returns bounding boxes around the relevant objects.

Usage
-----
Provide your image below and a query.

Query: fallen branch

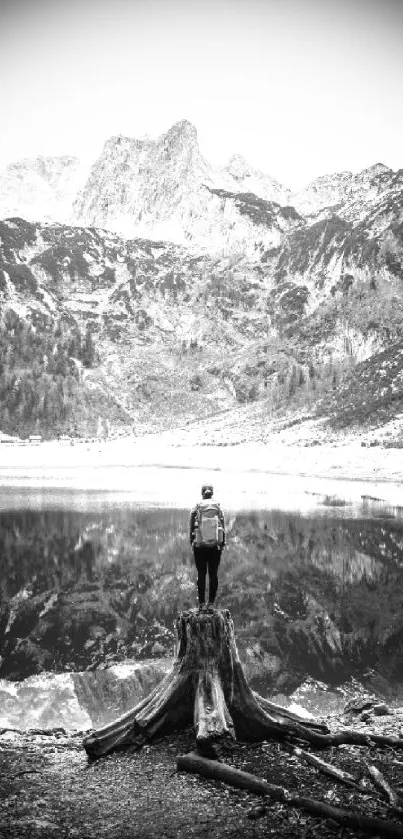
[367,764,403,812]
[292,746,365,791]
[177,752,403,839]
[286,726,403,750]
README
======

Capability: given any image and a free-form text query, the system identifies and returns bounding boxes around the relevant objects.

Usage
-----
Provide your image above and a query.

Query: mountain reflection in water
[0,492,402,710]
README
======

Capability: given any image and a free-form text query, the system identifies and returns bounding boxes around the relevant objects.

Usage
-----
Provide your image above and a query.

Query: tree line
[0,310,98,438]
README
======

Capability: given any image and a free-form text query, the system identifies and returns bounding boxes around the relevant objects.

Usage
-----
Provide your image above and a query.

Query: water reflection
[0,491,402,703]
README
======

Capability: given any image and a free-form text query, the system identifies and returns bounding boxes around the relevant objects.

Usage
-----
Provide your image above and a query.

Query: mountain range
[0,120,402,441]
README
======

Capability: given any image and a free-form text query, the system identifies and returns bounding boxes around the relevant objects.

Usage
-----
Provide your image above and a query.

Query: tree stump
[83,608,327,760]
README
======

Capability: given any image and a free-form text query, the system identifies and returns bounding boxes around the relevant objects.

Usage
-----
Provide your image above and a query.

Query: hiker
[189,484,225,609]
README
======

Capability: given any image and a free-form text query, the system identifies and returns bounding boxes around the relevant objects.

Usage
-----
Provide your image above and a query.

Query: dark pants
[193,546,222,605]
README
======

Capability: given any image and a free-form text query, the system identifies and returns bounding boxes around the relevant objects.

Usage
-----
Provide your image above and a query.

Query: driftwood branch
[292,746,365,790]
[298,729,403,749]
[367,764,403,812]
[177,752,403,839]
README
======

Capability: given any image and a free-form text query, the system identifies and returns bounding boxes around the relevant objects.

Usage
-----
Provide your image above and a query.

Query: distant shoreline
[0,436,402,511]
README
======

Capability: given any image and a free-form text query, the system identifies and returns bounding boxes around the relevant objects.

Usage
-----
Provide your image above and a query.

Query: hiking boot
[199,603,208,612]
[207,601,215,611]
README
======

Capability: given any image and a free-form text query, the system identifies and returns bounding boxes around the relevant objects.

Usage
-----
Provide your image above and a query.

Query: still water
[0,482,403,728]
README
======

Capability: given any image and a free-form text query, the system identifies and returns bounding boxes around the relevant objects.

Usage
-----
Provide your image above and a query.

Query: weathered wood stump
[83,608,327,760]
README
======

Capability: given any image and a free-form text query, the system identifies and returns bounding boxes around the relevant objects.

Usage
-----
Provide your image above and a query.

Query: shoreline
[0,436,402,510]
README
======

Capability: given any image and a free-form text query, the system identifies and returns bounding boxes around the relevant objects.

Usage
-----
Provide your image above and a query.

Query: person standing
[189,484,225,609]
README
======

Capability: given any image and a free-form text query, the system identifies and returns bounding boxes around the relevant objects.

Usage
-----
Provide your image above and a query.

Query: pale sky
[1,0,402,189]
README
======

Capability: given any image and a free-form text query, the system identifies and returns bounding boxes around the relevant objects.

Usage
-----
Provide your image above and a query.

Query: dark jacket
[189,499,225,548]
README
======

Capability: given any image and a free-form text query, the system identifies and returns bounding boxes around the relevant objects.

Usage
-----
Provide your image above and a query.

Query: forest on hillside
[0,310,98,438]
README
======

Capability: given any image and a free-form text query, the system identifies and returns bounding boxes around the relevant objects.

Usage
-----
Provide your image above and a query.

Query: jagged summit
[361,162,391,177]
[72,119,217,245]
[291,161,396,219]
[104,120,198,152]
[0,121,399,248]
[164,119,198,141]
[219,154,291,206]
[70,120,298,251]
[299,162,391,193]
[0,120,295,247]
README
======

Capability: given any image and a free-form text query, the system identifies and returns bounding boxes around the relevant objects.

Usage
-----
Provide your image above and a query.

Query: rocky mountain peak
[160,119,204,173]
[0,123,400,258]
[361,162,391,178]
[102,121,199,157]
[72,120,218,245]
[164,119,198,145]
[292,162,397,220]
[217,154,291,207]
[225,154,255,179]
[73,120,299,251]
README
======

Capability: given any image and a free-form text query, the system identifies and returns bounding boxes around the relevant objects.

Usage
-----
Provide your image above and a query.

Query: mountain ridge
[0,120,402,441]
[1,119,399,246]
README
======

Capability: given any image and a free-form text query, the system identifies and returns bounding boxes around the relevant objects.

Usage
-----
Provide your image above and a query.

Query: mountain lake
[1,470,403,732]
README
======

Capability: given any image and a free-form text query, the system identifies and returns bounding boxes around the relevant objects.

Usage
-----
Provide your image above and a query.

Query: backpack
[194,500,224,548]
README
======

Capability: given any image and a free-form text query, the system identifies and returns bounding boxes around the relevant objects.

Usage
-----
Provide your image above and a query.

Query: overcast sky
[1,0,402,189]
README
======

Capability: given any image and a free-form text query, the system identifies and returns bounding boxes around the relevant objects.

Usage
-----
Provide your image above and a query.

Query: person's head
[201,484,213,499]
